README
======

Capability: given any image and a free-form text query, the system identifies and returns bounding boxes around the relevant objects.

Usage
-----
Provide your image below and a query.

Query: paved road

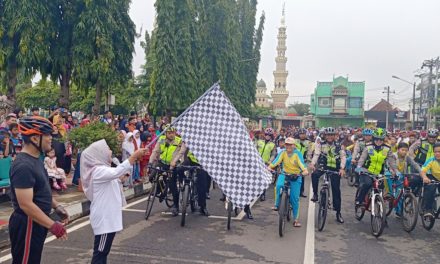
[2,177,440,264]
[0,183,310,264]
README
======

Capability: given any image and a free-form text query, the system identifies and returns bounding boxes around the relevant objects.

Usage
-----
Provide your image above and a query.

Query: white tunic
[90,159,132,235]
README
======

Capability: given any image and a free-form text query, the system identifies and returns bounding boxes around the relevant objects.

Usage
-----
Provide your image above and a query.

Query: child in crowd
[9,123,23,155]
[132,130,142,183]
[44,148,68,190]
[140,131,153,178]
[277,138,286,155]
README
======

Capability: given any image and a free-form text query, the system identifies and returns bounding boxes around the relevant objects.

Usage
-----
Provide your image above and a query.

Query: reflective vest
[414,141,434,165]
[257,140,275,163]
[364,145,390,175]
[159,135,181,164]
[295,139,310,159]
[187,151,199,164]
[318,142,341,171]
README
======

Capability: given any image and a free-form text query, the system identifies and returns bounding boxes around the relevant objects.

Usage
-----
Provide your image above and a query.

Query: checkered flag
[173,83,272,208]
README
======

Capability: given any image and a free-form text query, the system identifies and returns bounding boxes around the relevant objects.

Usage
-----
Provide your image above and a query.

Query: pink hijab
[80,139,111,201]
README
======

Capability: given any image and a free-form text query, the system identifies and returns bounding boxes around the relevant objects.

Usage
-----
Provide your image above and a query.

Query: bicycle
[417,178,440,231]
[316,169,339,232]
[382,173,418,232]
[278,173,298,237]
[145,165,174,220]
[347,166,357,187]
[225,198,239,230]
[177,165,201,227]
[354,171,387,237]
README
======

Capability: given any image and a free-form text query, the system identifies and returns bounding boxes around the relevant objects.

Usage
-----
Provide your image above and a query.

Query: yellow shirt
[270,150,307,175]
[421,157,440,181]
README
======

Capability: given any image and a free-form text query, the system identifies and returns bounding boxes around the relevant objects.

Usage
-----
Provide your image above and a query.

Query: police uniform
[409,139,436,166]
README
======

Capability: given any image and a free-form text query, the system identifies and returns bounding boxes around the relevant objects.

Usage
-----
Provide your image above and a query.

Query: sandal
[271,206,278,211]
[293,220,302,227]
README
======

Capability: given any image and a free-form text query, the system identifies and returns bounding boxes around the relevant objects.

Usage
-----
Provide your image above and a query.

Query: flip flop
[293,221,301,227]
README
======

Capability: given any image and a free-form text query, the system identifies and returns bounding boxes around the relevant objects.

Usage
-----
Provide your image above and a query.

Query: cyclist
[355,128,398,206]
[409,128,439,166]
[420,142,440,218]
[149,125,182,216]
[268,137,309,227]
[351,128,373,186]
[275,128,287,147]
[171,144,209,216]
[256,127,277,201]
[310,127,346,224]
[295,128,311,198]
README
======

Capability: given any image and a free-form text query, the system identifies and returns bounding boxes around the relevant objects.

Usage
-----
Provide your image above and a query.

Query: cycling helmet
[324,127,336,135]
[19,116,54,136]
[164,124,176,132]
[362,128,373,136]
[298,128,307,134]
[264,127,274,135]
[427,128,439,138]
[372,128,386,139]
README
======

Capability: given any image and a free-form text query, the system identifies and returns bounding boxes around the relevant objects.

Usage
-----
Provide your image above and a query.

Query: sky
[129,0,440,110]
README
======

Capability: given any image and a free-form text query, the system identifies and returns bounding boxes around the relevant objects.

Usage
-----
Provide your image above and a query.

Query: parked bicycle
[145,165,174,220]
[355,171,387,237]
[417,179,440,231]
[382,173,418,232]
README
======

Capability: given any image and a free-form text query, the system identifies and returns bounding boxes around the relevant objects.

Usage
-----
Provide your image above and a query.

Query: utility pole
[435,57,440,128]
[383,86,395,131]
[412,81,416,129]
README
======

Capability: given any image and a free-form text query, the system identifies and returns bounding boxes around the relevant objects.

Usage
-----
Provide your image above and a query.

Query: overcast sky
[129,0,440,110]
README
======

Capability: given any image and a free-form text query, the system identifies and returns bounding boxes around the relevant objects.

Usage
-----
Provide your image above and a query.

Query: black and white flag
[173,83,271,208]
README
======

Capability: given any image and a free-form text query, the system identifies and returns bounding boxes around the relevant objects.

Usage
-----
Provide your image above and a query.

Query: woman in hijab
[80,139,147,264]
[121,132,134,161]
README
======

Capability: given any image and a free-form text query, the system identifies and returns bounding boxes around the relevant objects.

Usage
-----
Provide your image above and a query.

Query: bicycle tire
[279,192,288,237]
[180,185,189,227]
[145,180,158,221]
[420,199,436,231]
[190,182,198,213]
[383,193,394,217]
[165,187,174,208]
[317,188,328,231]
[227,201,233,230]
[355,188,365,221]
[402,192,418,232]
[370,195,386,237]
[347,169,356,187]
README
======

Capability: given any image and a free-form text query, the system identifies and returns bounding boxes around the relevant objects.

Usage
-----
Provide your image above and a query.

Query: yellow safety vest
[159,135,181,164]
[257,140,275,163]
[364,145,390,175]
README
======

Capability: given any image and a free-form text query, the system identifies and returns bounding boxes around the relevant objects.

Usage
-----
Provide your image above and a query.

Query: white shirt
[90,159,132,235]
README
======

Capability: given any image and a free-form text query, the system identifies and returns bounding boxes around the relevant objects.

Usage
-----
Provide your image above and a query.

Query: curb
[0,182,152,250]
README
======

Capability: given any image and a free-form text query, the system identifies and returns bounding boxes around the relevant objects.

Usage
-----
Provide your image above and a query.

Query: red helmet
[19,116,54,136]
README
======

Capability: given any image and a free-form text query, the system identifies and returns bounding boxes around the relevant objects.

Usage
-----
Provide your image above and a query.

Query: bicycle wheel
[317,188,328,231]
[180,185,190,227]
[145,180,158,220]
[347,169,356,187]
[165,186,174,208]
[278,192,288,237]
[355,188,365,221]
[383,193,394,217]
[370,195,386,237]
[227,201,233,230]
[421,199,436,231]
[402,192,418,232]
[190,182,198,213]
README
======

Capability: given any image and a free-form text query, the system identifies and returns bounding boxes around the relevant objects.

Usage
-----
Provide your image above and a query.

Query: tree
[72,0,135,117]
[16,79,59,109]
[0,0,52,109]
[288,103,310,116]
[149,0,199,117]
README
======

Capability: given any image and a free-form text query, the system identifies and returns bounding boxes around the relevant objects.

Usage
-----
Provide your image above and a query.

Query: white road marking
[122,208,146,213]
[304,183,315,264]
[123,196,150,209]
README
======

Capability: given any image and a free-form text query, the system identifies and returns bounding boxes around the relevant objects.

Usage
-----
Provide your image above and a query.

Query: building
[310,76,365,128]
[255,79,271,108]
[365,99,410,130]
[270,6,289,110]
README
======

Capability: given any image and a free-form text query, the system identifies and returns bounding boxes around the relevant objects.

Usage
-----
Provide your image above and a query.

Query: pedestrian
[80,139,147,264]
[44,148,68,191]
[9,116,69,264]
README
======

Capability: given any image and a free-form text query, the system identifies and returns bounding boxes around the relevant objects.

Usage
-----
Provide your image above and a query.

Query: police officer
[9,116,69,263]
[256,127,277,201]
[310,127,346,224]
[355,128,398,206]
[351,128,373,186]
[295,128,311,198]
[149,125,182,216]
[408,128,439,166]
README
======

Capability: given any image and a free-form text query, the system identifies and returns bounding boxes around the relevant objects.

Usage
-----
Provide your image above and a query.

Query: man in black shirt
[9,116,69,264]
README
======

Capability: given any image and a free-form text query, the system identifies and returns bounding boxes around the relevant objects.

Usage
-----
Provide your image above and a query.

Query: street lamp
[392,75,417,129]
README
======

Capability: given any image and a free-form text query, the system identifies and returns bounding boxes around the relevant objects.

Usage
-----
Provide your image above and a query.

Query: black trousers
[186,160,208,209]
[206,174,212,194]
[9,211,48,264]
[158,163,181,209]
[91,232,116,264]
[422,175,440,211]
[356,174,373,204]
[312,170,342,212]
